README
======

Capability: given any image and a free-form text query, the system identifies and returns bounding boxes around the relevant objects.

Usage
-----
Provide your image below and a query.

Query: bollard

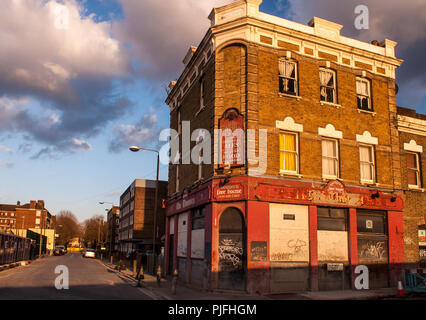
[171,269,178,295]
[110,255,113,264]
[133,260,137,278]
[156,265,162,287]
[136,264,144,287]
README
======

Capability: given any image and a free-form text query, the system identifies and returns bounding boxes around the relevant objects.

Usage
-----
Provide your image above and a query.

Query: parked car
[80,248,86,256]
[53,248,63,256]
[83,249,96,258]
[55,245,66,255]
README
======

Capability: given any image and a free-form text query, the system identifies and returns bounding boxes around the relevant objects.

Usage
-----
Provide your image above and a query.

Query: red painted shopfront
[165,176,404,293]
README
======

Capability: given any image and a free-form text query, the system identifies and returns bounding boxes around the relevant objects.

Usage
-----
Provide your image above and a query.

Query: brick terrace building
[162,0,426,293]
[0,200,53,232]
[106,206,120,253]
[396,107,426,268]
[118,179,168,254]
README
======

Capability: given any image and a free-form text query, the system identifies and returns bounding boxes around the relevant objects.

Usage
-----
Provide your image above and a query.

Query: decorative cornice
[397,115,426,137]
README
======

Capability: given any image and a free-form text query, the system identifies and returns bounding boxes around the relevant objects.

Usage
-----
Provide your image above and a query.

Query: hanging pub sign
[218,108,244,167]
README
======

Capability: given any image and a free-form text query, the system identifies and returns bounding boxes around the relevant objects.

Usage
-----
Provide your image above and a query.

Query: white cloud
[0,146,13,154]
[0,0,130,100]
[72,139,92,152]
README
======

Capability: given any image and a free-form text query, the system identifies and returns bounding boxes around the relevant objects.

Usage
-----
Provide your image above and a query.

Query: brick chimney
[37,200,45,208]
[30,200,36,209]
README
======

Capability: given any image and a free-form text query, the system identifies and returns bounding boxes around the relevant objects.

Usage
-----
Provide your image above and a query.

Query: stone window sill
[408,185,425,192]
[278,92,302,101]
[357,108,376,116]
[360,180,378,186]
[320,101,342,109]
[322,176,342,181]
[279,170,302,178]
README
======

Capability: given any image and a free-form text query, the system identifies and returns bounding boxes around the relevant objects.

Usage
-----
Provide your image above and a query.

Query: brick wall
[399,131,426,264]
[212,41,399,188]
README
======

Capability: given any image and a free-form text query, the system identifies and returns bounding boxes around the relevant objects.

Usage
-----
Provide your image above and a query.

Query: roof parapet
[208,0,262,27]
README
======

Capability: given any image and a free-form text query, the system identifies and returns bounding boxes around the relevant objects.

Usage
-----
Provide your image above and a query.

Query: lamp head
[129,146,141,152]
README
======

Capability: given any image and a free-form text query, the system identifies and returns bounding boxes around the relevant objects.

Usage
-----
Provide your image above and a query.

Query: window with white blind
[322,139,339,178]
[279,60,298,95]
[407,152,421,187]
[356,78,372,110]
[319,69,336,103]
[359,145,375,183]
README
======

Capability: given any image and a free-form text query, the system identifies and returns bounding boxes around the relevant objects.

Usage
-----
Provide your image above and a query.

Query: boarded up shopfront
[218,207,246,291]
[357,210,389,288]
[269,203,309,292]
[317,207,351,290]
[190,207,206,286]
[177,212,188,281]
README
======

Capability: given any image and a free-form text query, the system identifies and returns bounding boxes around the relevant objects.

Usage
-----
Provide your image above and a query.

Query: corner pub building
[164,0,425,294]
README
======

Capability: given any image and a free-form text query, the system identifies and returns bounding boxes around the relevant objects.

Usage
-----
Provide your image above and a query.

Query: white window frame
[279,131,299,175]
[407,152,421,188]
[279,60,298,95]
[359,144,376,184]
[322,138,339,179]
[319,68,337,104]
[356,77,372,111]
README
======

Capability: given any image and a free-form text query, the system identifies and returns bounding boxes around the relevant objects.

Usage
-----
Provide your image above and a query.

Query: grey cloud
[114,0,233,82]
[109,109,161,153]
[283,0,426,110]
[0,0,133,157]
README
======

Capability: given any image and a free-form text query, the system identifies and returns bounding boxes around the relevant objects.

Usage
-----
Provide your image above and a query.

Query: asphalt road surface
[0,253,152,300]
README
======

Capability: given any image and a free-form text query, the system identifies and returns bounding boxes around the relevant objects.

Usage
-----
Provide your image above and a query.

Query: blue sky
[0,0,424,222]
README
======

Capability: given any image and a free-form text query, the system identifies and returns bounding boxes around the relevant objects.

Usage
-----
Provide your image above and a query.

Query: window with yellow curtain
[280,132,298,173]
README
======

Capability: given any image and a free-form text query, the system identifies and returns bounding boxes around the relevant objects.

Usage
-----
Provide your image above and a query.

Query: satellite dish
[395,83,399,95]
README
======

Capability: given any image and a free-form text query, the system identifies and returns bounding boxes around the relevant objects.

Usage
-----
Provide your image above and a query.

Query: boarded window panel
[269,203,309,262]
[191,229,205,258]
[317,230,349,262]
[357,237,388,263]
[357,211,386,234]
[177,212,188,257]
[317,207,348,231]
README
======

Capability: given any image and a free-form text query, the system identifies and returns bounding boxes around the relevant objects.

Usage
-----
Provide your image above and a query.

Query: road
[0,253,152,300]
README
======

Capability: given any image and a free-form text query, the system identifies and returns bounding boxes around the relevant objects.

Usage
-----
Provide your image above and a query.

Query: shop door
[168,235,174,275]
[357,210,389,288]
[218,207,246,291]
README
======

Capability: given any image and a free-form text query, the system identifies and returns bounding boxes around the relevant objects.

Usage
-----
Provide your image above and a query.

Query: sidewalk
[98,258,402,300]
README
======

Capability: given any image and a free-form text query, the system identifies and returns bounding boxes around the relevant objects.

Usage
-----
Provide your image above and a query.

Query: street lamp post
[129,145,160,275]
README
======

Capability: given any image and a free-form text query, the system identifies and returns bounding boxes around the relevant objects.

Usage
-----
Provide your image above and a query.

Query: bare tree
[82,215,108,249]
[55,210,81,246]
